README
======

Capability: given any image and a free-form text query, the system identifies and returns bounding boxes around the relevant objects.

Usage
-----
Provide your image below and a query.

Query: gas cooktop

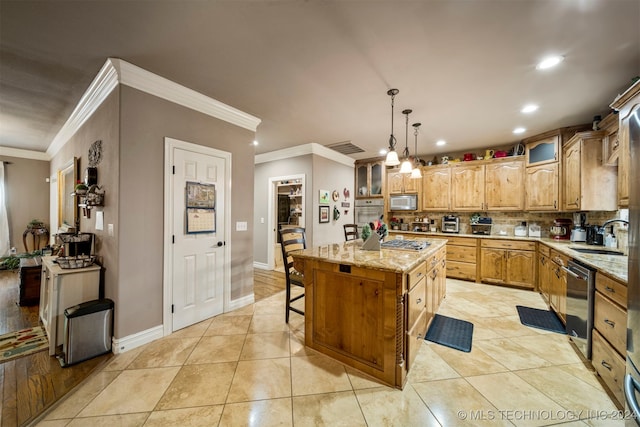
[380,239,430,251]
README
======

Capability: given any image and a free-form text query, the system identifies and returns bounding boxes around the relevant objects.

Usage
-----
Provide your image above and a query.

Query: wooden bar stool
[278,226,306,323]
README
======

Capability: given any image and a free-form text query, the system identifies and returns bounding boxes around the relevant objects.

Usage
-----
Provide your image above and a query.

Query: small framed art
[319,206,330,223]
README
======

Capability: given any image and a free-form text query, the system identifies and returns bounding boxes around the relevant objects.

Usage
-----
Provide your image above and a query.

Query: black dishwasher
[563,259,596,360]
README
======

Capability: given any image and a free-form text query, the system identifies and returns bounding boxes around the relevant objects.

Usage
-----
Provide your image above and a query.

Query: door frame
[267,174,305,270]
[163,137,232,337]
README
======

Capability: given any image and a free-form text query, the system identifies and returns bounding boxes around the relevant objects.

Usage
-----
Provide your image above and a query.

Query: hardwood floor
[0,268,285,426]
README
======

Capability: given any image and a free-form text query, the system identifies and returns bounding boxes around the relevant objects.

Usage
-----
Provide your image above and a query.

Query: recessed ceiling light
[513,127,526,134]
[521,104,539,113]
[536,55,564,70]
[436,140,446,146]
[379,149,388,155]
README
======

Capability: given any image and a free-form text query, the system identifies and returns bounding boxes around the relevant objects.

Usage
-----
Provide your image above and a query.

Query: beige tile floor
[35,279,624,427]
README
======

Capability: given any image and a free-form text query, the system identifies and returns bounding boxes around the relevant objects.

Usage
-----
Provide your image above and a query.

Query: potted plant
[74,181,88,195]
[390,217,400,230]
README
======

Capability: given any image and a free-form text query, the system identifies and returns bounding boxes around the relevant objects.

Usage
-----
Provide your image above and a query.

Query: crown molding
[47,60,119,158]
[255,142,354,168]
[0,146,50,161]
[47,58,261,158]
[110,58,261,132]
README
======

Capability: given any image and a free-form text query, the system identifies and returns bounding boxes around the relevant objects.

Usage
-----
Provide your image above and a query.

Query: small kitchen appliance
[550,218,572,240]
[586,224,604,246]
[471,217,492,235]
[570,213,587,242]
[389,194,418,211]
[442,215,460,233]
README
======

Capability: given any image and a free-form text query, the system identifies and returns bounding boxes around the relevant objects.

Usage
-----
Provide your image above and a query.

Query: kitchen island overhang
[291,237,448,389]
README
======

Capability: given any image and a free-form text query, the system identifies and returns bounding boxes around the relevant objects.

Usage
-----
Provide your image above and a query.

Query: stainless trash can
[62,299,114,366]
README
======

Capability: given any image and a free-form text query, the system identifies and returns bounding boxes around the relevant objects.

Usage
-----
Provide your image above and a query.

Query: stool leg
[285,280,291,323]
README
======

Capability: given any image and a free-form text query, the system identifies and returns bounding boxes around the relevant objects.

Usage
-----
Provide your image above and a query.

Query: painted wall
[253,155,313,266]
[119,86,255,337]
[0,156,50,253]
[311,155,355,247]
[49,89,120,321]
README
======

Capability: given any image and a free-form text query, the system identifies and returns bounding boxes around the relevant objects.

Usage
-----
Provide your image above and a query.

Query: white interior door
[171,146,226,331]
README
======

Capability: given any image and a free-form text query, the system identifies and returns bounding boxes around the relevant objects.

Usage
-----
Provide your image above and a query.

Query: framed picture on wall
[319,206,330,223]
[319,189,330,205]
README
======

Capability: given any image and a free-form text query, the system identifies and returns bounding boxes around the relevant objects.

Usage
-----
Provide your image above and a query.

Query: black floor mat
[516,305,566,334]
[424,314,473,352]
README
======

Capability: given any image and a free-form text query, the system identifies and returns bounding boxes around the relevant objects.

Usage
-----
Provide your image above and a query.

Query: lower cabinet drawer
[446,261,476,281]
[592,329,625,406]
[447,244,477,263]
[594,291,627,356]
[406,308,427,371]
[407,278,426,327]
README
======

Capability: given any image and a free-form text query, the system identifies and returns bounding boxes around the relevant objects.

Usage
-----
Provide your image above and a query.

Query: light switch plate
[236,221,247,231]
[108,224,114,236]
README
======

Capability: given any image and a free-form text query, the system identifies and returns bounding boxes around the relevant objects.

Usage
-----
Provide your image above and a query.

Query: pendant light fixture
[399,109,413,174]
[384,89,400,166]
[410,122,422,179]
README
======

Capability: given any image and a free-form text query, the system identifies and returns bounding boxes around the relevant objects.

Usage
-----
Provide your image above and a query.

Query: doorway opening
[268,174,305,272]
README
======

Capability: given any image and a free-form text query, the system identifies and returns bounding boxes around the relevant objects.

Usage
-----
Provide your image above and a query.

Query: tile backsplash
[388,210,629,254]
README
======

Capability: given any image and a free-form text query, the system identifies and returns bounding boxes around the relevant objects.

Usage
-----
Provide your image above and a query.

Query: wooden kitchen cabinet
[484,159,524,211]
[548,249,568,323]
[387,169,421,195]
[450,163,484,211]
[446,236,478,282]
[479,239,536,289]
[39,256,101,355]
[599,112,620,166]
[421,165,450,211]
[562,131,617,211]
[525,160,559,211]
[537,244,551,302]
[523,125,590,211]
[355,159,385,198]
[610,80,640,208]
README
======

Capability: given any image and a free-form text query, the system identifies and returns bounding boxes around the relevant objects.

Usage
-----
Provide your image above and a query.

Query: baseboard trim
[227,294,255,312]
[112,325,163,354]
[253,261,270,270]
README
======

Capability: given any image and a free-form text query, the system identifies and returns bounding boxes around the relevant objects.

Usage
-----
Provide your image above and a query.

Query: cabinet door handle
[575,197,579,205]
[601,360,612,371]
[604,318,615,327]
[416,298,422,304]
[554,200,557,209]
[416,272,423,279]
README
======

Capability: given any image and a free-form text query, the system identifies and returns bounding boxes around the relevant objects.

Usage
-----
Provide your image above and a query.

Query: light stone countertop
[389,230,628,283]
[291,238,448,274]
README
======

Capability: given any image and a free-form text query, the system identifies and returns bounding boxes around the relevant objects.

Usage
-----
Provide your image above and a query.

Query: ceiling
[1,1,639,161]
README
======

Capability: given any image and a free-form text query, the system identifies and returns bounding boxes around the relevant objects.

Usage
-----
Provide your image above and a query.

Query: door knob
[217,241,224,247]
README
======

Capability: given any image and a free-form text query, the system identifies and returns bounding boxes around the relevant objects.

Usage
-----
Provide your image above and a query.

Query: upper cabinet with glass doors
[355,159,385,198]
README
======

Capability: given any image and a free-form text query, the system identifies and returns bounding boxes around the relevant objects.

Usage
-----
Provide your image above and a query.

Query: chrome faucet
[599,219,629,232]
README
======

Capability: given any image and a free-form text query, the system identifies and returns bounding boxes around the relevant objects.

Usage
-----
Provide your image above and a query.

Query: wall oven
[354,199,384,231]
[563,259,596,360]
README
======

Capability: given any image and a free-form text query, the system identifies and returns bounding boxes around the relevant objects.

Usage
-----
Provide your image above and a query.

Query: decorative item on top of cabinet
[610,79,640,208]
[592,272,628,407]
[355,158,385,198]
[561,130,616,212]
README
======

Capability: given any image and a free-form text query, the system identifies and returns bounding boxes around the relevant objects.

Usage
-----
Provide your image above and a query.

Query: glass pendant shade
[385,150,400,166]
[399,159,413,174]
[384,88,400,166]
[410,166,422,179]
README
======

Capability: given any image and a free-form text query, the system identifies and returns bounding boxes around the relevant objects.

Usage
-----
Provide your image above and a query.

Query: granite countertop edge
[291,238,448,274]
[389,230,628,283]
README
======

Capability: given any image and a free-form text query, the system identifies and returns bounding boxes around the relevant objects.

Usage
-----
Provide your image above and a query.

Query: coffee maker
[570,213,587,242]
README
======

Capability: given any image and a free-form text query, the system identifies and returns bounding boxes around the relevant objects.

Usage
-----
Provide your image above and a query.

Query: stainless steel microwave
[389,194,418,211]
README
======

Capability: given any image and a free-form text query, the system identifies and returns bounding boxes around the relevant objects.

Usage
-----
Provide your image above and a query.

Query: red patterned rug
[0,326,48,363]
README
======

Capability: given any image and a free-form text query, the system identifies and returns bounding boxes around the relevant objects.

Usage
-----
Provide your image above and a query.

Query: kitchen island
[291,237,447,389]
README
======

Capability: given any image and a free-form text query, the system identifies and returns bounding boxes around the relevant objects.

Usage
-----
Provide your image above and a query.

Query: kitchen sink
[569,247,624,256]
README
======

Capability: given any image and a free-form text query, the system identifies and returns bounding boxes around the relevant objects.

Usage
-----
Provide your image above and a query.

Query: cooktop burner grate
[380,239,430,251]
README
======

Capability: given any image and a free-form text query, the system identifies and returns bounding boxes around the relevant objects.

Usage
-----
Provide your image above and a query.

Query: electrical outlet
[108,224,114,236]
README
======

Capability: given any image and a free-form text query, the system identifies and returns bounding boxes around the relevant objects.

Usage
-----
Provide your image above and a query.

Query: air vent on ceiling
[325,141,365,155]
